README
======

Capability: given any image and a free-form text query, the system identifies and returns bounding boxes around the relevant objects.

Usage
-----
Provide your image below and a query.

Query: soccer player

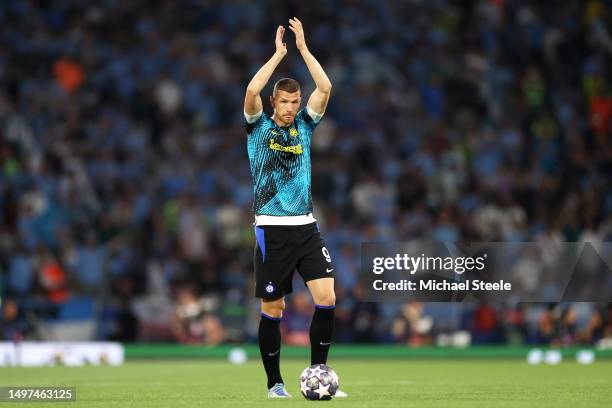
[244,18,347,399]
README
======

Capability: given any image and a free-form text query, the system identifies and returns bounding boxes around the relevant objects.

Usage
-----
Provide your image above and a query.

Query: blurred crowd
[1,0,611,346]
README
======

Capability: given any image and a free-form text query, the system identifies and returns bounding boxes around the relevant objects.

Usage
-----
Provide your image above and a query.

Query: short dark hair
[273,78,300,97]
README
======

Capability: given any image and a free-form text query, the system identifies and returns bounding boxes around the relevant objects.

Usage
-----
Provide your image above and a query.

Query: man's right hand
[275,25,287,57]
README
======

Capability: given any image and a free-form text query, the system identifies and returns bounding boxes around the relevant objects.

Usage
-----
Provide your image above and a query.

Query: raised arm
[289,17,332,115]
[244,26,287,115]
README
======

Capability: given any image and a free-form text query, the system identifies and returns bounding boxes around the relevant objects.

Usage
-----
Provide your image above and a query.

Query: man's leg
[306,277,336,365]
[259,297,285,389]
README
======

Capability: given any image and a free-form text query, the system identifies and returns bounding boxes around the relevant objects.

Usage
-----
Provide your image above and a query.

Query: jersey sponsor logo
[269,139,303,155]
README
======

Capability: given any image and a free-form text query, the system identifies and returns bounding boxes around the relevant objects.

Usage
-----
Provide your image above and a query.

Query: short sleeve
[244,110,264,134]
[298,106,323,131]
[305,105,323,123]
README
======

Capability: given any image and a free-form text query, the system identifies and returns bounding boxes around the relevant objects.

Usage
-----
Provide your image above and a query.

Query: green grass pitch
[1,359,610,407]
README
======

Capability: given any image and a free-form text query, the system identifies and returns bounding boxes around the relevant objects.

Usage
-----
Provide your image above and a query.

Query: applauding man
[244,18,346,399]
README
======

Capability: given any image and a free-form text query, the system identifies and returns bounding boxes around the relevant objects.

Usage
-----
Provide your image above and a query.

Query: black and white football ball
[299,364,339,400]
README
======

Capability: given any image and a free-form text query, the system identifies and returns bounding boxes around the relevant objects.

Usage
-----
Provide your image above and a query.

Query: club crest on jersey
[289,128,299,137]
[265,282,275,293]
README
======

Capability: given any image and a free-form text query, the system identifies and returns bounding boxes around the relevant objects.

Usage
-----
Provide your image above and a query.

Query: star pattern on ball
[314,383,331,399]
[300,379,311,395]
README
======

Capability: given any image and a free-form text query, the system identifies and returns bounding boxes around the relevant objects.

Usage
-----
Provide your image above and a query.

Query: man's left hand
[289,17,308,52]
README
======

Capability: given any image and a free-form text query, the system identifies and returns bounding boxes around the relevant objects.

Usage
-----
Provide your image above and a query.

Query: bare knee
[261,297,286,318]
[314,292,336,307]
[307,277,336,307]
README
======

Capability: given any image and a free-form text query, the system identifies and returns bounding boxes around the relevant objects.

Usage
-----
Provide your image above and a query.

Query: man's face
[270,90,301,125]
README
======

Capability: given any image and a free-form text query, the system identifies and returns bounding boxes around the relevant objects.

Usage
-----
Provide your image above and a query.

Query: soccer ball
[299,364,339,400]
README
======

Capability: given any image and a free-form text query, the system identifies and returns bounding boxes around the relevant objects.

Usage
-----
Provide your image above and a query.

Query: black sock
[310,304,335,365]
[258,313,283,389]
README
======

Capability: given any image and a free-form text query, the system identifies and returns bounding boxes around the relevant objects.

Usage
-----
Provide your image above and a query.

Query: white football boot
[268,383,292,398]
[334,389,348,398]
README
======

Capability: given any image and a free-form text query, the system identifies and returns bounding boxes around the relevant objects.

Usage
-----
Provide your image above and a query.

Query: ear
[269,95,274,108]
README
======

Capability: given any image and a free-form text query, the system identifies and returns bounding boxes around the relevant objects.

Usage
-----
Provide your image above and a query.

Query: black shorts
[253,222,335,299]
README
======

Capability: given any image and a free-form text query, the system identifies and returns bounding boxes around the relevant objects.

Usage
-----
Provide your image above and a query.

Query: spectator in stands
[170,286,225,345]
[391,302,433,346]
[469,303,502,344]
[0,299,30,341]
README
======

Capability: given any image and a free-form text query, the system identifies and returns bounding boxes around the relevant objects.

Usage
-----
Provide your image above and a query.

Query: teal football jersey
[246,108,320,216]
